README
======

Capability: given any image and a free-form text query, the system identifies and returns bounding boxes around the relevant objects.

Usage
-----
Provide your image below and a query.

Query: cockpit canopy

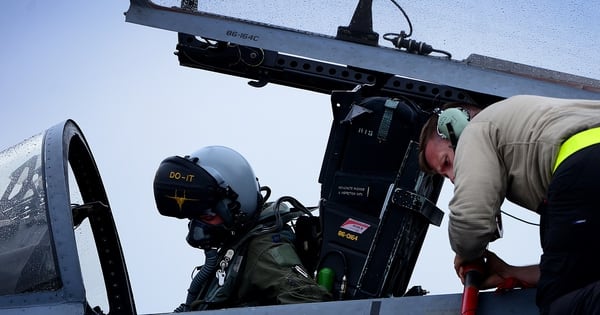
[0,133,61,295]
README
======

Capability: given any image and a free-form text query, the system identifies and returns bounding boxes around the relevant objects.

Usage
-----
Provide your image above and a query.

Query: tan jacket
[449,95,600,260]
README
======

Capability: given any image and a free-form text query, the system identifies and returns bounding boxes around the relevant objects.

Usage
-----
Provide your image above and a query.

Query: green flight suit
[191,227,331,310]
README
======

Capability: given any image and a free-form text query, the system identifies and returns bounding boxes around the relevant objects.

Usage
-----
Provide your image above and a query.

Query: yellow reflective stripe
[553,126,600,173]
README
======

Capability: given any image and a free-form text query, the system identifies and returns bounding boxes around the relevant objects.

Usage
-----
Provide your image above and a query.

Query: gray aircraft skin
[1,1,600,314]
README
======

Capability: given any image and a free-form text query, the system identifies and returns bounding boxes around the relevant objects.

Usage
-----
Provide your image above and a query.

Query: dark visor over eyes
[153,156,223,220]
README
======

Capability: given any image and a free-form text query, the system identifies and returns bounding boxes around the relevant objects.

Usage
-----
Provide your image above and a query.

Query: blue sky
[1,1,599,314]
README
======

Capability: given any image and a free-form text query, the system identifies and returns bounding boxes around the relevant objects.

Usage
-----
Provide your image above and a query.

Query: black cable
[316,250,348,276]
[431,48,453,58]
[388,0,413,38]
[260,186,271,205]
[383,0,452,58]
[500,210,539,226]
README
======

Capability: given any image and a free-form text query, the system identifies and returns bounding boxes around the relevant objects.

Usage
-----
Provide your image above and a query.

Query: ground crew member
[418,95,600,314]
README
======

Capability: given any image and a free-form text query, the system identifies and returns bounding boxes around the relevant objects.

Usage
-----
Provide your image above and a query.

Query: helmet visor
[153,156,223,220]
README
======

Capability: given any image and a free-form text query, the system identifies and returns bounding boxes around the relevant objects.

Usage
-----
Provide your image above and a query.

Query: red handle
[461,263,484,315]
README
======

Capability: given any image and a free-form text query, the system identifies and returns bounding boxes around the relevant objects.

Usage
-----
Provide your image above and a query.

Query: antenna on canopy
[336,0,380,46]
